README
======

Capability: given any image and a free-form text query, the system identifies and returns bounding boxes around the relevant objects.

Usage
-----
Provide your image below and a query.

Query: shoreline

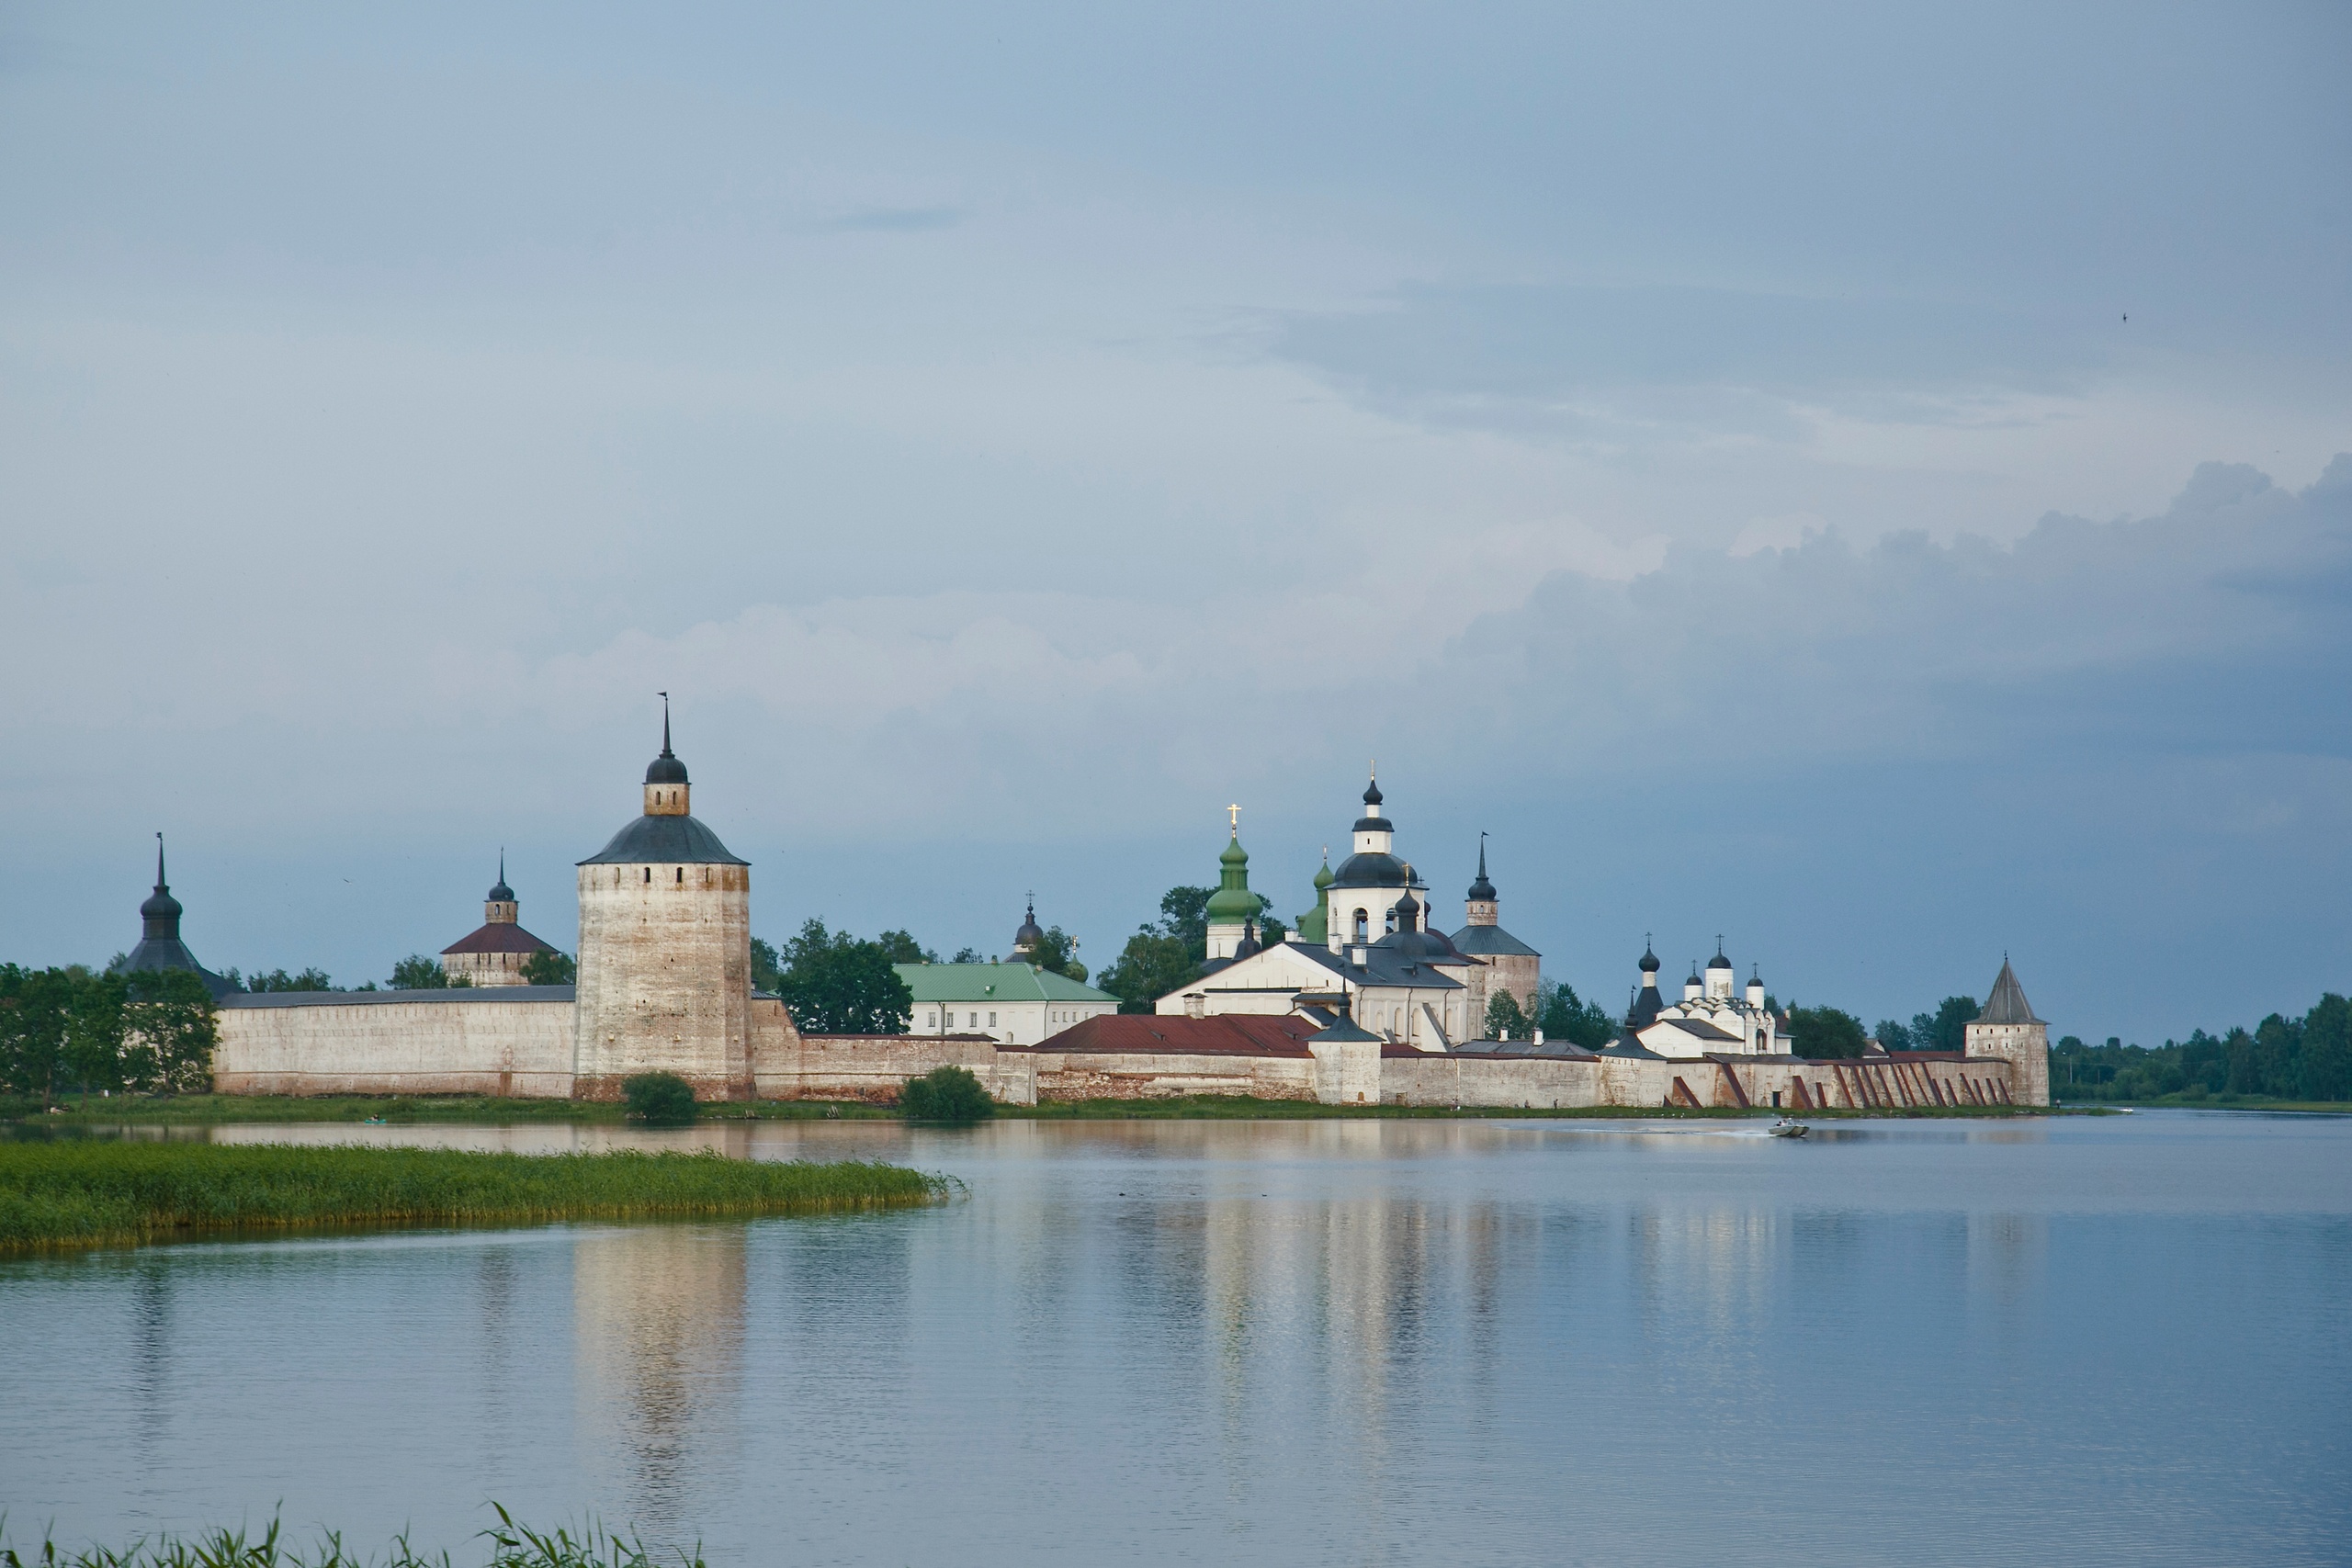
[0,1090,2141,1127]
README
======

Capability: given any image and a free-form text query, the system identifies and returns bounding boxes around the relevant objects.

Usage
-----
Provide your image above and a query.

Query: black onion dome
[1466,839,1496,902]
[1639,943,1660,974]
[1013,897,1045,952]
[645,750,689,785]
[1708,948,1733,971]
[487,851,514,904]
[1233,920,1262,961]
[1363,773,1383,807]
[1393,886,1422,928]
[1329,850,1411,889]
[141,884,183,922]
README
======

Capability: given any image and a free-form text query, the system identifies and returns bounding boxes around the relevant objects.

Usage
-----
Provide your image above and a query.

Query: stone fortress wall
[215,987,2030,1109]
[213,989,577,1099]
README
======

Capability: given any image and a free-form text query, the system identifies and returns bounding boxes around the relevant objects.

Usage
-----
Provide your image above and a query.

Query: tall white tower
[572,704,753,1100]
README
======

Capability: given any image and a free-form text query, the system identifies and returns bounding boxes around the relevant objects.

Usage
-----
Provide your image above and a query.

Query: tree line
[2049,994,2351,1104]
[0,965,217,1109]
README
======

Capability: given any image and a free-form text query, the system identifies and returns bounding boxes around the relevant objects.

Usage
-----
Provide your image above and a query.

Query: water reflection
[572,1225,746,1540]
[5,1115,2346,1568]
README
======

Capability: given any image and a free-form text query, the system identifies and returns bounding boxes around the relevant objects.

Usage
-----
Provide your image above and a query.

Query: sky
[2,2,2347,1044]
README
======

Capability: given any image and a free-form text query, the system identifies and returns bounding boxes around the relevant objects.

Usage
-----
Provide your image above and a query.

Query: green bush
[621,1072,697,1125]
[900,1065,994,1123]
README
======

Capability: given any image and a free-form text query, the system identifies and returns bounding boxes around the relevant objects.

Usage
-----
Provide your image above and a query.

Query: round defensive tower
[571,705,753,1100]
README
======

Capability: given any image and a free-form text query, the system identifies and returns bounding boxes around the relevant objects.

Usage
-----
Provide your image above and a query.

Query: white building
[1160,776,1482,1051]
[896,899,1120,1046]
[1621,942,1786,1057]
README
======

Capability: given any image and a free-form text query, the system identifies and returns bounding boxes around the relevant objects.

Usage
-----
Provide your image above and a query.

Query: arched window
[1352,908,1368,942]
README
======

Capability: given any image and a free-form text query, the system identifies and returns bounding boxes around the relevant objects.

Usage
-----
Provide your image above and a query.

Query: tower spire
[154,831,165,891]
[660,691,673,756]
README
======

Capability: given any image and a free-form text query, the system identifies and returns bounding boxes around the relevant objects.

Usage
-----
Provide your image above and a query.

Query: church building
[109,835,236,1000]
[1158,776,1487,1051]
[437,854,559,987]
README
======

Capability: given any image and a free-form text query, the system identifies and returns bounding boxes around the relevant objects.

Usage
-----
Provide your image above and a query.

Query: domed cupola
[1013,895,1046,960]
[111,834,234,999]
[484,851,519,924]
[643,695,691,813]
[1392,885,1422,933]
[140,840,184,938]
[581,700,748,869]
[1204,810,1261,960]
[1466,837,1496,904]
[1639,942,1661,975]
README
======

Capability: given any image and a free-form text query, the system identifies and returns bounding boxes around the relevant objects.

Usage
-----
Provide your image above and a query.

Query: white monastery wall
[213,993,575,1098]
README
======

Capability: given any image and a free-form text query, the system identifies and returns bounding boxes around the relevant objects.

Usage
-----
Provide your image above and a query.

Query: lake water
[5,1112,2349,1567]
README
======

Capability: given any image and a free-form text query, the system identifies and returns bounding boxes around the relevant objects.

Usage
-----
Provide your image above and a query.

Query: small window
[988,1011,997,1027]
[675,868,683,884]
[643,868,650,884]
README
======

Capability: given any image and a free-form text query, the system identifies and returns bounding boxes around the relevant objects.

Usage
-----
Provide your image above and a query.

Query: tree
[874,930,936,964]
[388,955,465,990]
[750,936,783,992]
[520,950,576,986]
[1538,984,1617,1050]
[1025,925,1087,983]
[622,1071,697,1124]
[241,967,337,993]
[901,1064,994,1122]
[775,919,914,1034]
[2301,993,2351,1102]
[1,964,79,1107]
[123,968,218,1093]
[950,947,984,964]
[1785,1005,1868,1059]
[1099,929,1198,1014]
[63,969,128,1102]
[1875,1018,1915,1051]
[1923,996,1981,1053]
[1485,989,1529,1040]
[1158,886,1215,962]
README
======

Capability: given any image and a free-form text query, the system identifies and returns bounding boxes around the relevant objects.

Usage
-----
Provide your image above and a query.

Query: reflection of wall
[573,1224,746,1533]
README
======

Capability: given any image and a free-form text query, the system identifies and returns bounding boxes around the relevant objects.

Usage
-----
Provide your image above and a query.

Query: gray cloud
[1262,283,2125,438]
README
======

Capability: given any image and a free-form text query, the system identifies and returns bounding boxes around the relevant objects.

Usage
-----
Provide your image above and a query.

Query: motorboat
[1769,1119,1810,1139]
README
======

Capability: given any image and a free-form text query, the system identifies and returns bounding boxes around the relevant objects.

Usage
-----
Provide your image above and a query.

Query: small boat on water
[1769,1120,1810,1139]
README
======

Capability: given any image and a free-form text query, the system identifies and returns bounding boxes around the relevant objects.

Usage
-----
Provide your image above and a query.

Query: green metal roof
[894,963,1116,1004]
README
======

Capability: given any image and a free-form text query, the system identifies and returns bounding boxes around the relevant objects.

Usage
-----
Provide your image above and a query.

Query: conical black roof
[1980,958,2041,1024]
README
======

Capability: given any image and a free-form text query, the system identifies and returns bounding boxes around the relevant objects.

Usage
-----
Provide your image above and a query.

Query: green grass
[1,1093,903,1126]
[0,1141,948,1253]
[2,1506,699,1567]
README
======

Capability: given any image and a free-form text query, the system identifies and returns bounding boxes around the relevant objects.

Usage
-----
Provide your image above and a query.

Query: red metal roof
[1038,1013,1318,1057]
[439,922,557,956]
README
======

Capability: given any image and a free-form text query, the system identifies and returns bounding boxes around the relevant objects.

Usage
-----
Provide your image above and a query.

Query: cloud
[1418,456,2352,776]
[1261,282,2123,442]
[823,206,967,233]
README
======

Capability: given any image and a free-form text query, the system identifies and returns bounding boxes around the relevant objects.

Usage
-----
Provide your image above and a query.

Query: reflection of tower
[572,1224,747,1539]
[573,702,754,1100]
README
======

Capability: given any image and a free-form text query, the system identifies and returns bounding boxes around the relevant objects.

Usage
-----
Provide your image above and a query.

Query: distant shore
[0,1090,2151,1126]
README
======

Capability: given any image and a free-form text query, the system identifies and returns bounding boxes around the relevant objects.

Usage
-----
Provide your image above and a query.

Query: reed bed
[0,1140,947,1252]
[2,1506,700,1567]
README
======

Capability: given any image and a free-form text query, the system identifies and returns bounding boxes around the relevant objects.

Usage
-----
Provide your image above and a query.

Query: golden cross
[1227,804,1240,831]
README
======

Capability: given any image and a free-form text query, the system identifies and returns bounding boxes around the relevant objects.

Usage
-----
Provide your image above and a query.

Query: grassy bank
[0,1141,947,1253]
[0,1092,902,1125]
